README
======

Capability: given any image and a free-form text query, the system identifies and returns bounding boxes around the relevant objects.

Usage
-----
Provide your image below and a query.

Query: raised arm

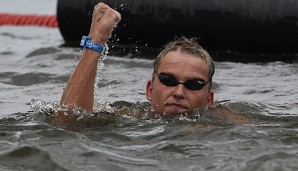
[60,3,121,111]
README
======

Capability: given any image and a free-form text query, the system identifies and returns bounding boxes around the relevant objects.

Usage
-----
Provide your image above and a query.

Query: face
[146,51,214,113]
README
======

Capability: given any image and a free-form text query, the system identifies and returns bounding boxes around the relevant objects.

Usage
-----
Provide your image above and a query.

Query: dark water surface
[0,26,298,171]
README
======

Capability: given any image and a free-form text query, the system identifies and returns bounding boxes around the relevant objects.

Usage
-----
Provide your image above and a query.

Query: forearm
[59,2,121,112]
[60,48,100,111]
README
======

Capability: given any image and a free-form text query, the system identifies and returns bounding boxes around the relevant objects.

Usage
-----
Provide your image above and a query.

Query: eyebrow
[158,71,207,82]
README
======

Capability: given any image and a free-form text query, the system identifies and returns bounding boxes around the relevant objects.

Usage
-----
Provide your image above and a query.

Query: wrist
[88,33,107,46]
[80,36,105,54]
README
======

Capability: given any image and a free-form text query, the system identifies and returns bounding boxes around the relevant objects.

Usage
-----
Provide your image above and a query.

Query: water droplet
[119,4,124,10]
[94,43,110,108]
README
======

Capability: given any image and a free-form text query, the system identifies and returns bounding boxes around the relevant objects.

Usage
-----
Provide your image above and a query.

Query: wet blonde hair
[152,37,215,90]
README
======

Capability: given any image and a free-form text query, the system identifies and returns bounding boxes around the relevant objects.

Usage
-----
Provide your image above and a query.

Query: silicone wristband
[80,36,105,54]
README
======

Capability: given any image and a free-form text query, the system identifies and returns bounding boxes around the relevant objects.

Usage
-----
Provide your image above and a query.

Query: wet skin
[146,51,214,114]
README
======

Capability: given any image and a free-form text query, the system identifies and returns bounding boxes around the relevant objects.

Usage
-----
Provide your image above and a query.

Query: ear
[207,91,214,105]
[146,80,153,101]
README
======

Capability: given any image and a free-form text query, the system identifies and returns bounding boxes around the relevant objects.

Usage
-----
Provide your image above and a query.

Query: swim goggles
[156,73,208,91]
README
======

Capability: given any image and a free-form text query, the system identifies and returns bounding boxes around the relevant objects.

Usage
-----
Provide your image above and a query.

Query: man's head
[146,37,215,113]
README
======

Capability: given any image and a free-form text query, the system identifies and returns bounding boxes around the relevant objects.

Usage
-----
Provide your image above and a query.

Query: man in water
[60,2,214,114]
[58,2,250,126]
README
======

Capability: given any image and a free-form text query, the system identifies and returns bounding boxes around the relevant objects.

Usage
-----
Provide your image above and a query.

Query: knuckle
[98,2,104,6]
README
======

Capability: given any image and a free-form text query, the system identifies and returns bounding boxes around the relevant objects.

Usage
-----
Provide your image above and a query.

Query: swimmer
[59,2,249,124]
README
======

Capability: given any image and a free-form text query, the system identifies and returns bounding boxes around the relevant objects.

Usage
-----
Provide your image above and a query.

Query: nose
[173,84,186,99]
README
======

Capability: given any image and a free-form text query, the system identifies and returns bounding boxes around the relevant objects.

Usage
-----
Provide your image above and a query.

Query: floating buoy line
[0,13,57,27]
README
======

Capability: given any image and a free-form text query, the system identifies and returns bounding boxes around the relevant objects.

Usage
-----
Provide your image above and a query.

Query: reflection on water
[0,26,298,171]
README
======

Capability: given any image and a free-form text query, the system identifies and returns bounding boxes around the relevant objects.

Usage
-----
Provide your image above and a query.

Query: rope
[0,13,58,27]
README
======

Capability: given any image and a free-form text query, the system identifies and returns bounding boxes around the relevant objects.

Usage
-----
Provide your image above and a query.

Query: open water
[1,0,298,171]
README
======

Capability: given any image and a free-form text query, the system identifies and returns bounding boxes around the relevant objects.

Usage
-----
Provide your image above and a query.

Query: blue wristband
[80,36,105,54]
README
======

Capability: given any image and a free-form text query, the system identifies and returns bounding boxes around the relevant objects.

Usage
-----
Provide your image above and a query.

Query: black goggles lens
[157,73,207,90]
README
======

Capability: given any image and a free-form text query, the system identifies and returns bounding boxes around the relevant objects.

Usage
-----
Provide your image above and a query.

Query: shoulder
[207,103,252,124]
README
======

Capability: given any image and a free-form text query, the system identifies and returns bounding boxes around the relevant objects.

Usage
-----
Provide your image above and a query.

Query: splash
[28,99,61,115]
[94,43,109,107]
